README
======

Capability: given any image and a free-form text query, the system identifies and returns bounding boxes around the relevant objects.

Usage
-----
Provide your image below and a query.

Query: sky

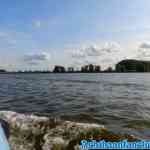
[1,0,150,71]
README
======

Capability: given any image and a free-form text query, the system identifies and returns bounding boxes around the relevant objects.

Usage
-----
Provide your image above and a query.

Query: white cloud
[101,42,120,53]
[139,42,150,49]
[85,45,102,56]
[137,50,150,60]
[34,21,41,28]
[67,42,121,69]
[70,42,120,58]
[71,48,86,58]
[23,52,50,65]
[135,42,150,60]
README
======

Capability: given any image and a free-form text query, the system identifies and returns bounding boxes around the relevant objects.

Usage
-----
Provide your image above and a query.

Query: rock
[43,121,105,150]
[0,111,140,150]
[0,111,52,150]
[42,137,67,150]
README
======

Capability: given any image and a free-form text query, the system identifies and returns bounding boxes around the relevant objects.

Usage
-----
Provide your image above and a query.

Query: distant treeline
[0,69,7,73]
[53,64,113,73]
[1,59,150,73]
[116,59,150,72]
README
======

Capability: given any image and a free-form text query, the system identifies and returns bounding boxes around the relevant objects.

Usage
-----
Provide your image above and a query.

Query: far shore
[1,71,150,74]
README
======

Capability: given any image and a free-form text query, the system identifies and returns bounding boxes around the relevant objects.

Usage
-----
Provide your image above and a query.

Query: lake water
[0,73,150,138]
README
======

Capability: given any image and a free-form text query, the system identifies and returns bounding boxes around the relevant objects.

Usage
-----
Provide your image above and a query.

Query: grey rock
[0,111,139,150]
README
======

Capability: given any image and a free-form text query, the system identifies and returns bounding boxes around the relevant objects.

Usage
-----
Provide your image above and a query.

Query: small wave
[50,78,102,84]
[125,120,150,129]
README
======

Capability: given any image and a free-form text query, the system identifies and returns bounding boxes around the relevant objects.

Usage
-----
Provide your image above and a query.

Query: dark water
[1,73,150,138]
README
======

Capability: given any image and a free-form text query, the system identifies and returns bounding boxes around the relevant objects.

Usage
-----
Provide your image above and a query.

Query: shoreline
[0,111,141,150]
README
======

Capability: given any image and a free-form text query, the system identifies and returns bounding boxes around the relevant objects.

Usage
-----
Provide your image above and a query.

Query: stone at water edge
[0,111,140,150]
[0,111,105,150]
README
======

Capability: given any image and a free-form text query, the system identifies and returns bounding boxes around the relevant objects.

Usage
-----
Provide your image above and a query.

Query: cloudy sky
[1,0,150,71]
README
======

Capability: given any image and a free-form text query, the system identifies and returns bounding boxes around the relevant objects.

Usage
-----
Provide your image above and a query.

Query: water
[0,73,150,138]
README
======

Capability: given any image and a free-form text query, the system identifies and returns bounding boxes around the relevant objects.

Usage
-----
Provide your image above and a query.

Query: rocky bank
[0,111,140,150]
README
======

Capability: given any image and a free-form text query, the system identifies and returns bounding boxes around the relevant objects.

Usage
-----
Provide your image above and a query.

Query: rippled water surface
[1,73,150,137]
